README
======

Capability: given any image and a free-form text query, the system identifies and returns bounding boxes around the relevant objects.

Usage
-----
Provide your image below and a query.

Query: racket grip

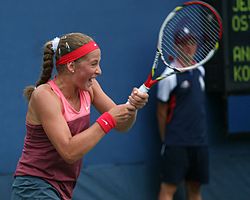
[138,84,149,93]
[126,84,149,105]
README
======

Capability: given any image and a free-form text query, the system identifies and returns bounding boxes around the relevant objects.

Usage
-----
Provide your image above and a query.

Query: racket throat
[138,75,157,93]
[144,74,158,89]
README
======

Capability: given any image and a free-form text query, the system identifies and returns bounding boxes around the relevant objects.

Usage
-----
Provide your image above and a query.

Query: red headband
[56,41,99,66]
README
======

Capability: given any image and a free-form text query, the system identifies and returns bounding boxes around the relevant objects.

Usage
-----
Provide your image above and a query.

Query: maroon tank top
[15,81,91,200]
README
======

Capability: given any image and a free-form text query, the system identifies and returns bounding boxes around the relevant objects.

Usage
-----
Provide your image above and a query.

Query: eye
[92,61,97,65]
[90,61,99,68]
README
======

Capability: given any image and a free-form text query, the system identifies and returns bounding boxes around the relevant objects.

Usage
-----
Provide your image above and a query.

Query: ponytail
[23,41,54,101]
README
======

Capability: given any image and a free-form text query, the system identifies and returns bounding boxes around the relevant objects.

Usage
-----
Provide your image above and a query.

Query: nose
[96,65,102,75]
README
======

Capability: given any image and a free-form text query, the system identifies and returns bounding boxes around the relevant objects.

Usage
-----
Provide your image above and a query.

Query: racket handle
[126,84,149,105]
[138,84,150,93]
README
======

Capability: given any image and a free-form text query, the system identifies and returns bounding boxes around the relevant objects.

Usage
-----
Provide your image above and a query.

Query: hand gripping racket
[138,1,223,93]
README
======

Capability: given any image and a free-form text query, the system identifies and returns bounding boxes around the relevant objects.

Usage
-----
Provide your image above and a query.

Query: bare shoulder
[27,84,61,124]
[31,84,62,109]
[32,84,55,100]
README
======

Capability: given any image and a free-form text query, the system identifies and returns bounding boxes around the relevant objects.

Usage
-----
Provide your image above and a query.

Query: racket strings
[164,8,218,63]
[160,4,221,68]
[176,5,220,47]
[180,6,218,62]
[188,5,220,42]
[188,5,220,51]
[167,10,218,63]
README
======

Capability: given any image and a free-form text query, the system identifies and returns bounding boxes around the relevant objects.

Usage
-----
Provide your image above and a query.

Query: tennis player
[11,32,148,200]
[157,30,209,200]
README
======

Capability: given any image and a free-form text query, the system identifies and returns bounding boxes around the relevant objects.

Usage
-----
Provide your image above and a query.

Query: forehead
[84,49,101,61]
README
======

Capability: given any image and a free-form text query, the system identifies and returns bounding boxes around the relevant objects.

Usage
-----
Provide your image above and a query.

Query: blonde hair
[23,32,93,101]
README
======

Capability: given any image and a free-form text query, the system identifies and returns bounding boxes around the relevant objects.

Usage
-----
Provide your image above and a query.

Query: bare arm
[157,101,168,142]
[28,81,148,164]
[29,85,108,164]
[92,80,148,132]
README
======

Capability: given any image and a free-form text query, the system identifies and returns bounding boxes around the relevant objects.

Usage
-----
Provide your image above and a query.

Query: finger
[129,95,147,107]
[127,106,137,113]
[132,91,148,103]
[127,98,137,109]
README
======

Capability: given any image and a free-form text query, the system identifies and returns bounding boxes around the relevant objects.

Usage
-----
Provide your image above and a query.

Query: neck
[54,76,78,100]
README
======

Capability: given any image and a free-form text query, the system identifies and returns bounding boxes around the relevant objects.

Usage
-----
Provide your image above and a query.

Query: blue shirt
[157,64,207,146]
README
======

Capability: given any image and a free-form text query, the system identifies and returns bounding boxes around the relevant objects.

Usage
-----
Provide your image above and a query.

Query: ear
[66,62,75,73]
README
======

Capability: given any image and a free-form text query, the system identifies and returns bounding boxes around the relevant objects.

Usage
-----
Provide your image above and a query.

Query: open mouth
[89,77,96,83]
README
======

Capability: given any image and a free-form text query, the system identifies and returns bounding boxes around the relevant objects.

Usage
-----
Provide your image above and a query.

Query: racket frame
[139,1,223,93]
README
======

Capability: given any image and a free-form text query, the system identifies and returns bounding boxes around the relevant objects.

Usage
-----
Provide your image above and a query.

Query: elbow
[61,151,81,164]
[62,154,76,164]
[64,158,76,165]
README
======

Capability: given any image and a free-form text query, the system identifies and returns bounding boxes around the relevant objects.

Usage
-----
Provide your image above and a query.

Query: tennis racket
[138,1,223,93]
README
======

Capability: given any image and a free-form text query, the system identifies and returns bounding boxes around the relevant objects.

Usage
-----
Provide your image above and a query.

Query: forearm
[115,110,137,132]
[62,111,136,163]
[158,119,166,142]
[61,123,106,164]
[157,102,168,142]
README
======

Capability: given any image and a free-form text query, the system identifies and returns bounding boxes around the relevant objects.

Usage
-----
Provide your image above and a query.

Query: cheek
[74,71,87,82]
[77,69,94,81]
